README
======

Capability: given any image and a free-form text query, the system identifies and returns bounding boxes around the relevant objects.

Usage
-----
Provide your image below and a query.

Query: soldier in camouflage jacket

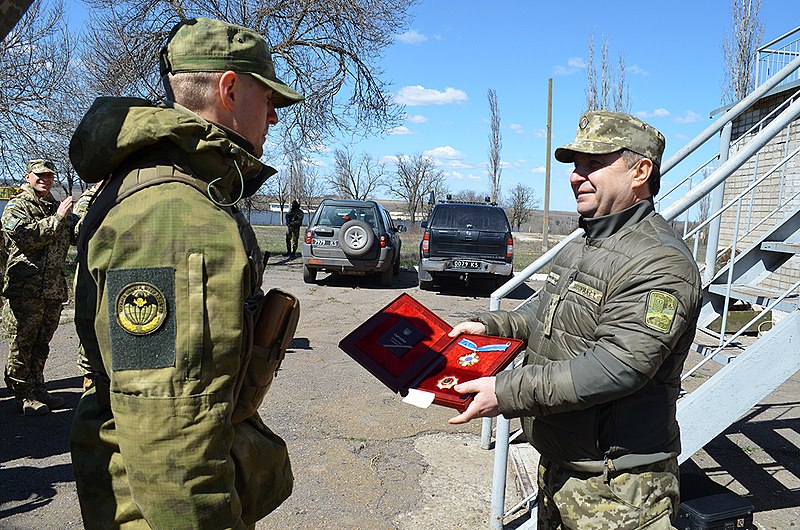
[448,111,702,529]
[1,158,77,415]
[68,18,303,529]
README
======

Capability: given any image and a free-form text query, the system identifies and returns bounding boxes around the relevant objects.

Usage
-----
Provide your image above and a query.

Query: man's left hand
[448,376,500,424]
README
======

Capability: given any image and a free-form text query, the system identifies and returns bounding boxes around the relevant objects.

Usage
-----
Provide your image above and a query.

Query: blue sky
[314,0,797,212]
[63,0,797,213]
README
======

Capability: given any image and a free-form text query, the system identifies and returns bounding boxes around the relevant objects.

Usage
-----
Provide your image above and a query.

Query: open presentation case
[338,293,525,412]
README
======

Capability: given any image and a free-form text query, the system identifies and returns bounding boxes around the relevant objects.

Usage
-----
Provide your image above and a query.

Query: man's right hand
[57,196,74,217]
[448,321,487,338]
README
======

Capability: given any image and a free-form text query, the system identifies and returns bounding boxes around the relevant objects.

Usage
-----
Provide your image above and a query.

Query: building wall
[722,89,800,292]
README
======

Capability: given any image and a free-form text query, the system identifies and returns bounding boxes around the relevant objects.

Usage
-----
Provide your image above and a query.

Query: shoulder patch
[3,215,21,232]
[107,267,176,371]
[644,290,678,333]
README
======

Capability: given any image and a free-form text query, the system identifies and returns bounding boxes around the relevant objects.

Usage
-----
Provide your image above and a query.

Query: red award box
[338,293,525,412]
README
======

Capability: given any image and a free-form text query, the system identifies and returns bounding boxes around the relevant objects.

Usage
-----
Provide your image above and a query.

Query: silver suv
[301,199,406,286]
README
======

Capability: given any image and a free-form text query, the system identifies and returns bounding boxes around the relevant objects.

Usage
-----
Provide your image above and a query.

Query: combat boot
[33,387,65,409]
[19,396,50,416]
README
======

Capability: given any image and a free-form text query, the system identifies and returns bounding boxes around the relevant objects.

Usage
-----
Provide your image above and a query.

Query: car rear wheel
[338,220,375,257]
[393,255,400,275]
[303,265,317,284]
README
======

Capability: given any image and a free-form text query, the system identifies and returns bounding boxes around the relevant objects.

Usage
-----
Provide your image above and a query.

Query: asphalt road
[0,258,798,529]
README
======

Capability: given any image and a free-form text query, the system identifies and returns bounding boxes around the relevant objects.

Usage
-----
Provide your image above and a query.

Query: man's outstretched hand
[448,376,500,424]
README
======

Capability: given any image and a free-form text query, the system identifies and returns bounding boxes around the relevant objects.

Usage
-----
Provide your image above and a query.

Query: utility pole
[542,78,552,252]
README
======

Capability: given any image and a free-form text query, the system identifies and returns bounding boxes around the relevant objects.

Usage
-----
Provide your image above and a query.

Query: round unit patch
[116,282,168,336]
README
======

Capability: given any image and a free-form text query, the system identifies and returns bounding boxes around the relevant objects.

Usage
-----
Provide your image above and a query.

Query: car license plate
[312,238,339,247]
[451,260,480,269]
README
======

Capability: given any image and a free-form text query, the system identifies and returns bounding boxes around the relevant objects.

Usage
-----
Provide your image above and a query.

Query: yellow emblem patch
[116,282,168,336]
[645,290,678,333]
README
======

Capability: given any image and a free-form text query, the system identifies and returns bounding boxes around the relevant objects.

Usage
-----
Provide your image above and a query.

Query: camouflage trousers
[285,226,300,254]
[537,455,679,530]
[3,296,63,397]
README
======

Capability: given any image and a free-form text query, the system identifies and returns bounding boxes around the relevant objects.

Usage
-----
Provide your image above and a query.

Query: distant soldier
[72,183,101,390]
[2,159,76,415]
[285,199,304,258]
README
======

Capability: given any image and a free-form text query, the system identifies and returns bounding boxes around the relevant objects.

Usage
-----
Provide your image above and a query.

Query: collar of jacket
[69,97,277,200]
[18,183,56,206]
[579,198,655,239]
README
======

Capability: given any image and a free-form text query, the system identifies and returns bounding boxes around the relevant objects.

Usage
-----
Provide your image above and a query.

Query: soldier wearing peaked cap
[448,110,702,529]
[2,158,77,416]
[69,17,303,529]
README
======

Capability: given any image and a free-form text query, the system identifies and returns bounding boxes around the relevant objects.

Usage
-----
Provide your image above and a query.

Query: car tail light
[421,230,430,257]
[305,230,312,244]
[506,235,514,260]
[379,234,388,248]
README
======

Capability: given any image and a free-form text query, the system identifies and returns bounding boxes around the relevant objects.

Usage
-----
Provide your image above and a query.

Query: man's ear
[218,71,239,112]
[630,158,653,195]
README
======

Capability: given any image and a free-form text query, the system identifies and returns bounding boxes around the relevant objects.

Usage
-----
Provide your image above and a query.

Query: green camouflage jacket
[285,205,303,229]
[481,200,702,473]
[69,97,291,529]
[1,183,76,300]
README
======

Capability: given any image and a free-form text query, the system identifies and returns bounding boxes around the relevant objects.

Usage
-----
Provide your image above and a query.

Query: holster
[232,288,300,424]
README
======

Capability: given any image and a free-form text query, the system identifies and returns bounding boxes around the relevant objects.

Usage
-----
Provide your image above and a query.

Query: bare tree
[298,162,325,216]
[78,0,417,150]
[328,147,384,200]
[487,88,502,203]
[0,0,77,185]
[263,168,290,218]
[385,153,445,224]
[505,183,539,231]
[722,0,763,104]
[452,189,489,203]
[585,31,629,112]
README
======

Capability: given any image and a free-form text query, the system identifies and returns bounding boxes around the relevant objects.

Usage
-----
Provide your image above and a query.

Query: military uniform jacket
[481,200,701,472]
[1,183,75,300]
[69,97,291,529]
[285,207,303,229]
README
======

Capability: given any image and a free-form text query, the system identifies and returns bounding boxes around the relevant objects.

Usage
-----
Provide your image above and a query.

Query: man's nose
[267,102,279,126]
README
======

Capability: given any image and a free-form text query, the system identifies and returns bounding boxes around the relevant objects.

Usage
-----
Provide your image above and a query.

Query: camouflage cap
[159,17,304,108]
[555,110,665,166]
[26,159,57,174]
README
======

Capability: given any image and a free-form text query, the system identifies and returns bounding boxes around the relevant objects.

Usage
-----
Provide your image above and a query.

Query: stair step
[760,241,800,254]
[706,283,800,311]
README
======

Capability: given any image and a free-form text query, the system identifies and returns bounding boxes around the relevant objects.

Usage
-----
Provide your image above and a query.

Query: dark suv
[418,200,513,290]
[301,199,405,286]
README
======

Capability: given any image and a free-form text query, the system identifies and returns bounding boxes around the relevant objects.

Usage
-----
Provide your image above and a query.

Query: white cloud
[387,125,412,135]
[408,114,428,124]
[446,171,465,180]
[531,166,546,174]
[637,108,671,119]
[509,123,525,135]
[444,160,474,169]
[397,29,428,44]
[674,110,703,124]
[467,174,482,181]
[534,128,547,138]
[394,85,468,106]
[554,57,587,75]
[499,160,514,169]
[628,65,649,76]
[424,145,464,159]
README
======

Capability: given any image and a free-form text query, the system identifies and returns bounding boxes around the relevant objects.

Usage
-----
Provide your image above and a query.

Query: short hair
[163,71,223,112]
[621,149,661,197]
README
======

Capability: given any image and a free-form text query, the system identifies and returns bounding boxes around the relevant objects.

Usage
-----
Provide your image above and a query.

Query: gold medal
[458,353,480,367]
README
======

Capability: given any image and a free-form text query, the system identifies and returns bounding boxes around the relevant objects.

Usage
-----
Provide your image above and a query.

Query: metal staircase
[481,27,800,530]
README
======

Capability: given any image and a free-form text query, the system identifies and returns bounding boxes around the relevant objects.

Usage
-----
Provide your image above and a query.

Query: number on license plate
[312,238,338,247]
[452,260,480,269]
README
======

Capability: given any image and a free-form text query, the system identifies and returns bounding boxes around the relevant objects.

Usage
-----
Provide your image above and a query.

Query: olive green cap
[159,17,304,108]
[26,159,57,174]
[555,110,665,167]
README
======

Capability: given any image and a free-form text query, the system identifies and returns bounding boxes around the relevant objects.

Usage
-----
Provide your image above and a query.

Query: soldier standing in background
[71,183,100,390]
[1,159,76,415]
[285,199,303,258]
